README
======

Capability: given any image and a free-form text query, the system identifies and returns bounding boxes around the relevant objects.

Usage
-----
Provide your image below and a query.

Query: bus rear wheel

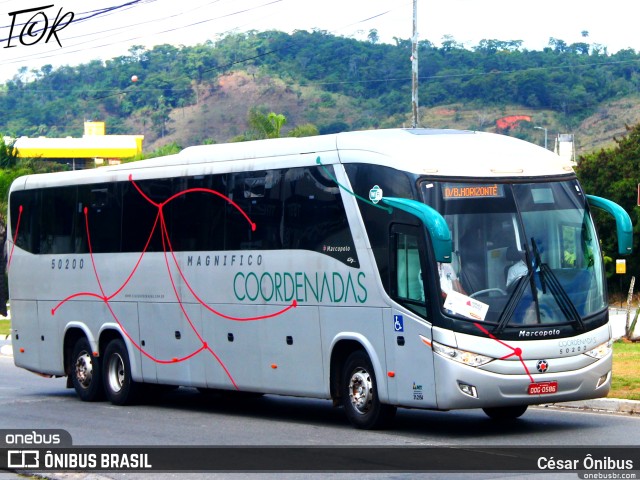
[70,337,104,402]
[340,350,396,429]
[483,405,528,420]
[103,338,142,405]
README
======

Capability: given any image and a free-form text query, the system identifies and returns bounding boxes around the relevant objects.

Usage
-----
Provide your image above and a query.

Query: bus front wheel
[483,405,528,420]
[103,338,141,405]
[70,337,104,402]
[340,350,396,429]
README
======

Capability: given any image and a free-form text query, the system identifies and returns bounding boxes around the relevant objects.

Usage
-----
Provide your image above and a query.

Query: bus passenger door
[384,225,437,408]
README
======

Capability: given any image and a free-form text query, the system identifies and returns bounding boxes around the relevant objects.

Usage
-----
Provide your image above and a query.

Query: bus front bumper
[433,353,612,410]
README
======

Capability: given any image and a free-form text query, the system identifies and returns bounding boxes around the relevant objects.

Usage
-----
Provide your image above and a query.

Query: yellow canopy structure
[13,135,143,159]
[7,121,144,169]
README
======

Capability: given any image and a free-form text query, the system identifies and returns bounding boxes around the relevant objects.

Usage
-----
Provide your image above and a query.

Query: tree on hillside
[5,30,640,144]
[232,108,320,142]
[150,96,172,138]
[0,136,18,169]
[288,123,319,137]
[232,108,286,141]
[125,141,182,162]
[253,109,286,139]
[576,122,640,286]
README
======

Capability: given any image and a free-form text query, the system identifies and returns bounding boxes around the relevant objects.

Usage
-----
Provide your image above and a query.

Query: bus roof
[333,129,574,177]
[12,129,574,191]
[177,128,573,177]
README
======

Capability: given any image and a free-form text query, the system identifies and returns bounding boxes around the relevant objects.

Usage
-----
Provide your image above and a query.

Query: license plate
[528,381,558,395]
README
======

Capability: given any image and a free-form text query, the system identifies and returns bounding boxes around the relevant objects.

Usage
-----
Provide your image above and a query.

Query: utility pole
[534,126,548,150]
[411,0,418,128]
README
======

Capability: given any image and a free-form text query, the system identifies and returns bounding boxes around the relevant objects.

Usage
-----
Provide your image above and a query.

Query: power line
[0,0,211,65]
[1,0,285,69]
[2,0,402,71]
[62,0,223,43]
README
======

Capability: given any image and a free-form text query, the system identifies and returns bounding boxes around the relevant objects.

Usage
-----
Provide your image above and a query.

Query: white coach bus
[7,128,632,429]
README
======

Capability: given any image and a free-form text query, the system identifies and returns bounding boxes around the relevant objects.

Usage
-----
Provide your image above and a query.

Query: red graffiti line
[50,174,298,389]
[473,322,534,383]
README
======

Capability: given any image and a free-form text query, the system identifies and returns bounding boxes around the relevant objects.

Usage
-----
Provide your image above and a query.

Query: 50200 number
[51,258,84,270]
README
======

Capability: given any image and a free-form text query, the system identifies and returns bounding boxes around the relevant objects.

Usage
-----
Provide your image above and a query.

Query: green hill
[139,70,640,156]
[2,30,640,155]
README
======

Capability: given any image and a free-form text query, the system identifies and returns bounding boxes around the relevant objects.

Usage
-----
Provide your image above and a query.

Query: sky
[0,0,639,83]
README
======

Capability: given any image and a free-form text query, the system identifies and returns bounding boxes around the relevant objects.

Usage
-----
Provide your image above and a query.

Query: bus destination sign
[443,183,504,199]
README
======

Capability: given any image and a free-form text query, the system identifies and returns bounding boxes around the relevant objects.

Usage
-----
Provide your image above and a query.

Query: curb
[545,398,640,416]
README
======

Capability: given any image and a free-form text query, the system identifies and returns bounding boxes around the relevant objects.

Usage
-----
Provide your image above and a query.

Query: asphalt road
[1,339,640,479]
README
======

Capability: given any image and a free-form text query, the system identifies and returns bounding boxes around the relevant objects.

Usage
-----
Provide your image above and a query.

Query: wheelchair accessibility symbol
[394,315,404,332]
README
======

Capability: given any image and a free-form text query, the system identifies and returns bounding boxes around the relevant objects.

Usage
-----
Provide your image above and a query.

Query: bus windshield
[421,179,606,329]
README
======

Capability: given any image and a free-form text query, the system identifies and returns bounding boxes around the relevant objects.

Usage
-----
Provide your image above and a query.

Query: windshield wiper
[531,238,585,332]
[493,268,531,335]
[538,263,585,332]
[531,238,546,294]
[494,238,538,335]
[494,238,585,334]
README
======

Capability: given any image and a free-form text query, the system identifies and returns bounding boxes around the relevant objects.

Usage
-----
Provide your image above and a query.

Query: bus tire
[70,337,105,402]
[483,405,528,420]
[340,350,396,429]
[103,338,141,405]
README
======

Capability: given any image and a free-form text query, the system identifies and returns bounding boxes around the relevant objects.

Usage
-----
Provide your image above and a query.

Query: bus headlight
[432,341,494,367]
[583,340,612,359]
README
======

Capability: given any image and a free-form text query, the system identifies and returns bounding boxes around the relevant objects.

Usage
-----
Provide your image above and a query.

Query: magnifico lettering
[234,271,368,304]
[5,5,75,49]
[187,254,261,268]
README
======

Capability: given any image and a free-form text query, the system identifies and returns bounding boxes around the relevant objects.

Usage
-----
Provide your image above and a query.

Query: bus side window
[283,166,358,267]
[120,179,168,253]
[10,190,40,254]
[391,226,427,318]
[226,170,284,250]
[39,186,77,255]
[168,174,226,251]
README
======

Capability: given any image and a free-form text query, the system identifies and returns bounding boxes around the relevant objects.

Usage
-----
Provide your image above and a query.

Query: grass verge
[0,319,9,337]
[611,340,640,400]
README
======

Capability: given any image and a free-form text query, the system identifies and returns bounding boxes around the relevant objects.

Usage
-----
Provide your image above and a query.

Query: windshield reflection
[422,179,606,328]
